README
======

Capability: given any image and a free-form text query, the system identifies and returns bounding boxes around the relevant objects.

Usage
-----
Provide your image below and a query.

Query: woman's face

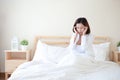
[75,23,86,34]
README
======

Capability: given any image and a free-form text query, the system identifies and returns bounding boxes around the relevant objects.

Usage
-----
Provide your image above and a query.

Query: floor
[0,73,5,80]
[0,73,11,80]
[0,77,5,80]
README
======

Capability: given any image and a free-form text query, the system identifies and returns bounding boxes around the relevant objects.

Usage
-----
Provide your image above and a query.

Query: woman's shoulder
[84,33,93,37]
[71,33,94,38]
[86,33,94,39]
[88,33,94,37]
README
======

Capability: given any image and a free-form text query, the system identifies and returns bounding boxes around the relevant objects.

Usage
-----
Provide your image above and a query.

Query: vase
[118,47,120,52]
[21,45,28,51]
[11,36,19,50]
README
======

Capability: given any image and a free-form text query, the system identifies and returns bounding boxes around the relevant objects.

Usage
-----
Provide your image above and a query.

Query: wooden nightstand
[113,51,120,64]
[5,50,30,80]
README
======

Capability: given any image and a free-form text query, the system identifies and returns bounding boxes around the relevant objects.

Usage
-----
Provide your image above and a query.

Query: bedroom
[0,0,120,80]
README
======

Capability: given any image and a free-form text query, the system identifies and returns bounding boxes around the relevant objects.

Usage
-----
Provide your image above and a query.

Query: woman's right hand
[73,27,78,43]
[74,27,78,34]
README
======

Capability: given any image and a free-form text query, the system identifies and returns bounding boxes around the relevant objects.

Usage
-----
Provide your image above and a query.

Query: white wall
[0,16,1,72]
[0,1,4,72]
[0,0,120,72]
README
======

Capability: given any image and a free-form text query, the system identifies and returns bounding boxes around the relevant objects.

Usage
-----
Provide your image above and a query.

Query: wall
[0,0,120,72]
[0,16,1,72]
[0,1,4,72]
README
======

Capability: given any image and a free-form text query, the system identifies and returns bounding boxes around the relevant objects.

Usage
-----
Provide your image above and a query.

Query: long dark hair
[72,17,91,34]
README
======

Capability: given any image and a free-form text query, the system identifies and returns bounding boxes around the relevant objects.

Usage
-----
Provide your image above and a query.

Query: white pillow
[32,40,69,64]
[32,40,49,63]
[47,45,69,63]
[93,42,110,61]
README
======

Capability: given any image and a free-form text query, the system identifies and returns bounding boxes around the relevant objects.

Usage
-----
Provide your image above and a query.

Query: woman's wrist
[82,34,85,36]
[74,33,77,43]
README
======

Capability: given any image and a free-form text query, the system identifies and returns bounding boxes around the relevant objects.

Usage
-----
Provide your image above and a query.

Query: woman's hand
[73,27,79,43]
[74,27,78,34]
[82,27,88,35]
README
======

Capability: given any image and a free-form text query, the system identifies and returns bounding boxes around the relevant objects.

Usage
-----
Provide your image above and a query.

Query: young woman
[69,17,94,57]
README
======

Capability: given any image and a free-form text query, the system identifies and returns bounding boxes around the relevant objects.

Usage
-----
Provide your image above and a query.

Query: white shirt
[68,33,94,57]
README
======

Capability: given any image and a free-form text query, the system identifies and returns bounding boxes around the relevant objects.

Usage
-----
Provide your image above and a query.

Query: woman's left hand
[82,27,88,35]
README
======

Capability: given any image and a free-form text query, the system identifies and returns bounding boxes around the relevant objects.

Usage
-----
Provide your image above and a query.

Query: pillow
[93,42,110,61]
[32,40,69,64]
[47,45,69,63]
[32,40,49,63]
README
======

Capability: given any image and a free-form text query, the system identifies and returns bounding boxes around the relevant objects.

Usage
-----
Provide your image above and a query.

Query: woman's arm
[81,34,94,57]
[81,34,94,51]
[70,33,78,44]
[69,33,78,49]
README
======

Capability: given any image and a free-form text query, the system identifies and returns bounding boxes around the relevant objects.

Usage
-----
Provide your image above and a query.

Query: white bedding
[8,53,120,80]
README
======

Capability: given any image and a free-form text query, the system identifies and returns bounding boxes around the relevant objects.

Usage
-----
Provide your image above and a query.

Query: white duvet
[8,53,120,80]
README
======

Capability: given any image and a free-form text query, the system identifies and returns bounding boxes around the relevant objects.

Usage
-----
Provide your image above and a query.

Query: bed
[8,36,120,80]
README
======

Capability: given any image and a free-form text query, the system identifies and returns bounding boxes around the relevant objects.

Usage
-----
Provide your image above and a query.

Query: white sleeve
[68,33,77,49]
[81,35,87,47]
[87,34,94,57]
[81,34,94,51]
[87,34,94,45]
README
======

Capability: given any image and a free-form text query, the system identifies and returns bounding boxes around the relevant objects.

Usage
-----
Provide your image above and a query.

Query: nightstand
[113,51,120,64]
[5,50,30,80]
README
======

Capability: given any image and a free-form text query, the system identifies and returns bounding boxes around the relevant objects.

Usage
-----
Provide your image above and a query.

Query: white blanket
[8,53,120,80]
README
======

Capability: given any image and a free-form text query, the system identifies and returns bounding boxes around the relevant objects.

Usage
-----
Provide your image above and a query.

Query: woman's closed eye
[76,27,84,29]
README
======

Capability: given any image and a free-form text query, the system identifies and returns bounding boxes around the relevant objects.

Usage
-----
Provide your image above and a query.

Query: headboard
[31,36,111,60]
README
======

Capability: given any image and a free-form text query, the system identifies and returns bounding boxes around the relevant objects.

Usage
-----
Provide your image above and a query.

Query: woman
[69,17,94,57]
[58,17,94,66]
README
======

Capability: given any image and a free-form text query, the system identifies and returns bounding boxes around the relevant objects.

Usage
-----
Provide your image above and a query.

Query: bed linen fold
[8,53,120,80]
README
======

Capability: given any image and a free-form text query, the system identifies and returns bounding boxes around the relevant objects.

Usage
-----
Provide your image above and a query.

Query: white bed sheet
[8,53,120,80]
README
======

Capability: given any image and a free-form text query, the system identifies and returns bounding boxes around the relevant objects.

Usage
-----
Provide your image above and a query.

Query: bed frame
[31,36,111,60]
